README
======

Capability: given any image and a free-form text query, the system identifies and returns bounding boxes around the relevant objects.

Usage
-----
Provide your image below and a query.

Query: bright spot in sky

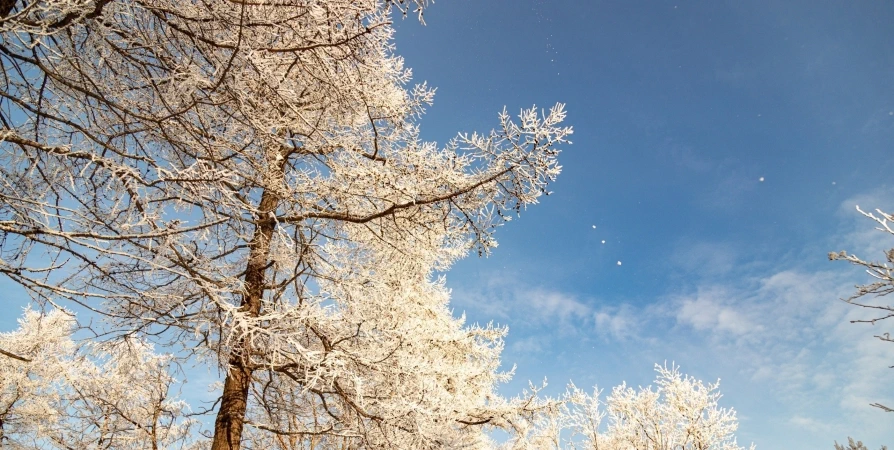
[617,261,622,266]
[832,181,837,185]
[759,177,765,182]
[601,240,606,244]
[591,225,596,229]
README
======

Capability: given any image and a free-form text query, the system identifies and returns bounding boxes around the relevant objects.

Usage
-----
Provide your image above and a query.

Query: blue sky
[393,1,894,448]
[2,1,893,448]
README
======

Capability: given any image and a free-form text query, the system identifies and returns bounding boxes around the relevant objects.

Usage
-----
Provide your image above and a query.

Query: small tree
[560,365,753,450]
[0,308,196,449]
[834,437,889,450]
[829,206,894,412]
[501,365,753,450]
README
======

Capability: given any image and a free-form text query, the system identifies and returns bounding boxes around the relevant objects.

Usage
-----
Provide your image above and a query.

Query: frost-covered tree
[829,206,894,413]
[0,0,569,448]
[0,308,195,449]
[558,365,753,450]
[834,437,889,450]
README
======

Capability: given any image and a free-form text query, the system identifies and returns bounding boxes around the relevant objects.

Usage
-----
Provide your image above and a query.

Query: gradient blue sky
[2,1,893,449]
[392,1,894,448]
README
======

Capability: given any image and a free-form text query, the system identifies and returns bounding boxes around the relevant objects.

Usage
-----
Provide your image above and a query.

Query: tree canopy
[0,0,568,447]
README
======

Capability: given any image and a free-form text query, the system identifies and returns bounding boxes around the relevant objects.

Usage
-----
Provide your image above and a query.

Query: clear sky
[392,1,894,448]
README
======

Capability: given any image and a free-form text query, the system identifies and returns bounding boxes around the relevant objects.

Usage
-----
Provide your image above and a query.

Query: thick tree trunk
[210,173,283,449]
[211,360,253,450]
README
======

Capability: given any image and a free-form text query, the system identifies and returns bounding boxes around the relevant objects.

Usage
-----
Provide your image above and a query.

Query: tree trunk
[211,360,253,450]
[210,175,283,449]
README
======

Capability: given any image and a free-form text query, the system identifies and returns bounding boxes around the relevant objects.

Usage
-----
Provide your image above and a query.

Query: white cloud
[664,245,894,444]
[593,305,638,341]
[674,287,757,337]
[450,270,593,325]
[451,272,648,344]
[670,241,739,277]
[510,336,544,354]
[449,187,894,446]
[788,415,833,433]
[521,288,591,323]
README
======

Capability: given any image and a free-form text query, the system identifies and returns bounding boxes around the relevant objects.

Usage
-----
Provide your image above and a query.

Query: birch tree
[0,0,570,448]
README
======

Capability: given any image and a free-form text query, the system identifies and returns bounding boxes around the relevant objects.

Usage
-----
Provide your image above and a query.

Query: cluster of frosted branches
[0,308,197,449]
[504,365,753,450]
[829,206,894,412]
[834,437,889,450]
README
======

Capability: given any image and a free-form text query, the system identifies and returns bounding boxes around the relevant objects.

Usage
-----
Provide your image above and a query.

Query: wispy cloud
[674,286,759,337]
[450,273,645,350]
[521,288,591,324]
[509,335,544,354]
[788,415,834,433]
[448,188,894,446]
[450,275,589,328]
[658,190,894,444]
[669,240,740,278]
[666,141,716,173]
